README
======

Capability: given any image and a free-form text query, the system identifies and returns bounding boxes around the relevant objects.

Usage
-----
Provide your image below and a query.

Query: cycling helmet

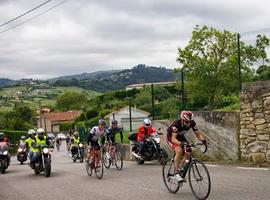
[180,111,193,122]
[98,119,106,126]
[143,118,152,128]
[28,129,36,136]
[36,128,45,135]
[20,135,26,140]
[74,131,78,136]
[111,119,118,125]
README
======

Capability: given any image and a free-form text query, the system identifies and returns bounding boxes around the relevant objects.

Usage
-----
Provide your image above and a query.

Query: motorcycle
[128,132,168,165]
[0,142,11,174]
[17,142,27,165]
[72,143,84,163]
[32,145,51,177]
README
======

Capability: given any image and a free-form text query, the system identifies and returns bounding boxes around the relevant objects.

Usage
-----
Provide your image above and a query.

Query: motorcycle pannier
[128,133,138,141]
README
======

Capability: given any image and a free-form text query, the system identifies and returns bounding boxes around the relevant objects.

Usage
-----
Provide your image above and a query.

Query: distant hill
[48,70,121,83]
[52,64,176,92]
[0,78,17,88]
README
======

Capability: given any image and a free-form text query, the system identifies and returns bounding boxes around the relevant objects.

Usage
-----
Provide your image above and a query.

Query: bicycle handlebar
[189,142,208,153]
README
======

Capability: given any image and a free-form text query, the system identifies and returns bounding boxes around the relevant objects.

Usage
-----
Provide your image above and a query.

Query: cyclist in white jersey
[86,119,106,166]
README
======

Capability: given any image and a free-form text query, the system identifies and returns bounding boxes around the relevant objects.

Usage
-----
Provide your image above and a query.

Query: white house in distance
[105,106,150,131]
[126,81,174,90]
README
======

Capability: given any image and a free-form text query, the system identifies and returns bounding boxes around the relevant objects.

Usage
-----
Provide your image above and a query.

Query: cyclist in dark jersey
[167,111,207,181]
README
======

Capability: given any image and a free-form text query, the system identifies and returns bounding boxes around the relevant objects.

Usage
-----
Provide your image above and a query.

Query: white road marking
[237,167,269,171]
[205,164,218,167]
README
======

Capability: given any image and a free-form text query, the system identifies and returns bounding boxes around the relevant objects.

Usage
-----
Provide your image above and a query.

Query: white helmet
[28,129,36,136]
[36,128,45,135]
[143,118,152,128]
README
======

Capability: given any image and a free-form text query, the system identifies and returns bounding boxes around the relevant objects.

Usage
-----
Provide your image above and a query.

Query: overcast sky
[0,0,269,80]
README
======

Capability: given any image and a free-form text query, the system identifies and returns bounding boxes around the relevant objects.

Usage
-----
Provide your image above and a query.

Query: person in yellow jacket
[70,131,81,157]
[28,128,49,168]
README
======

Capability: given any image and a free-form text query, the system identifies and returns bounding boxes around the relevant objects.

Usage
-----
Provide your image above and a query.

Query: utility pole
[151,83,155,120]
[128,98,132,132]
[237,33,242,91]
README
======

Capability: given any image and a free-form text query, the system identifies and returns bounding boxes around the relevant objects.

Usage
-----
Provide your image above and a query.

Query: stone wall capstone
[240,80,270,163]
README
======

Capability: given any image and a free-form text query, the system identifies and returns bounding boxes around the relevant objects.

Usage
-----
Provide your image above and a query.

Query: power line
[241,27,270,36]
[0,0,68,34]
[0,0,53,27]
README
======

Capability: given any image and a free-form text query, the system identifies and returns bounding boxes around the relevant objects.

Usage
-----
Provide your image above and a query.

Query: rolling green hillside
[0,84,100,112]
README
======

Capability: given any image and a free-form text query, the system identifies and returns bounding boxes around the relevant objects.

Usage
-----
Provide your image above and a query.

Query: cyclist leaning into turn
[166,111,208,181]
[86,119,106,167]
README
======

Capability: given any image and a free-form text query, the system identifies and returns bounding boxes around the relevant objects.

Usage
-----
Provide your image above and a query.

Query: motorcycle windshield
[0,142,9,152]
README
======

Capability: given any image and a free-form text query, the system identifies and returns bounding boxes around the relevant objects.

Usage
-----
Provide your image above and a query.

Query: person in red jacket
[0,132,10,146]
[136,118,156,158]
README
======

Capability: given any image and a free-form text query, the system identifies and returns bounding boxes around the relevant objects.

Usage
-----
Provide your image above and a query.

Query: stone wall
[240,80,270,163]
[152,112,240,161]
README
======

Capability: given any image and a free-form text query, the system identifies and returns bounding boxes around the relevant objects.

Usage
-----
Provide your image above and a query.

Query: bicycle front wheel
[95,159,104,179]
[162,160,181,193]
[114,150,123,170]
[103,151,111,169]
[188,159,211,200]
[85,161,92,176]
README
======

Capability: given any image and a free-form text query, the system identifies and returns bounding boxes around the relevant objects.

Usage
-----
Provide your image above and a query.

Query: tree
[56,92,88,111]
[177,25,269,109]
[256,65,270,80]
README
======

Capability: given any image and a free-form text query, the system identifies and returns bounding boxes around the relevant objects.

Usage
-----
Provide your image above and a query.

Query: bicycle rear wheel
[162,159,181,193]
[114,150,123,170]
[95,158,104,179]
[188,159,211,200]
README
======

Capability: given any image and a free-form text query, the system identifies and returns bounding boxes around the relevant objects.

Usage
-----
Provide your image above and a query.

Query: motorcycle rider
[167,111,208,181]
[135,118,156,159]
[29,128,50,168]
[25,129,36,166]
[86,119,106,167]
[71,132,81,157]
[0,132,10,146]
[17,135,26,146]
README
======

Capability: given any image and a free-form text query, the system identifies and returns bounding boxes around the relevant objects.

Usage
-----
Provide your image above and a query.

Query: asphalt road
[0,144,270,200]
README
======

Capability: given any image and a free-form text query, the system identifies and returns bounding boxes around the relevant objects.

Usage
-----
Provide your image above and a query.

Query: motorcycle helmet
[143,118,152,128]
[28,129,36,136]
[20,135,26,140]
[36,128,45,135]
[0,132,4,140]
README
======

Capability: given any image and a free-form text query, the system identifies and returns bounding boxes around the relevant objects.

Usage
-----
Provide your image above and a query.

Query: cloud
[0,0,270,79]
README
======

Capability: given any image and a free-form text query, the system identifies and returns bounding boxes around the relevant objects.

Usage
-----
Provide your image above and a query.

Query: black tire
[34,163,40,175]
[158,149,169,165]
[188,159,211,200]
[44,159,51,177]
[73,157,76,163]
[95,159,104,179]
[20,161,24,165]
[135,157,144,165]
[162,159,181,193]
[115,150,123,170]
[85,162,92,176]
[1,159,6,174]
[103,151,111,169]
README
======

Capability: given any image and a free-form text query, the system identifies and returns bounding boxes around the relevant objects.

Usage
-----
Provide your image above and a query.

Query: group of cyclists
[1,110,208,181]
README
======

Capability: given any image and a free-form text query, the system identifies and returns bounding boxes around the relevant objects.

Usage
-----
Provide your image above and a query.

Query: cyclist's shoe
[106,152,111,159]
[171,173,185,182]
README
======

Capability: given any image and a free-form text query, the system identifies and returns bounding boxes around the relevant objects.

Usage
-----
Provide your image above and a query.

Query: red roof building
[37,110,81,133]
